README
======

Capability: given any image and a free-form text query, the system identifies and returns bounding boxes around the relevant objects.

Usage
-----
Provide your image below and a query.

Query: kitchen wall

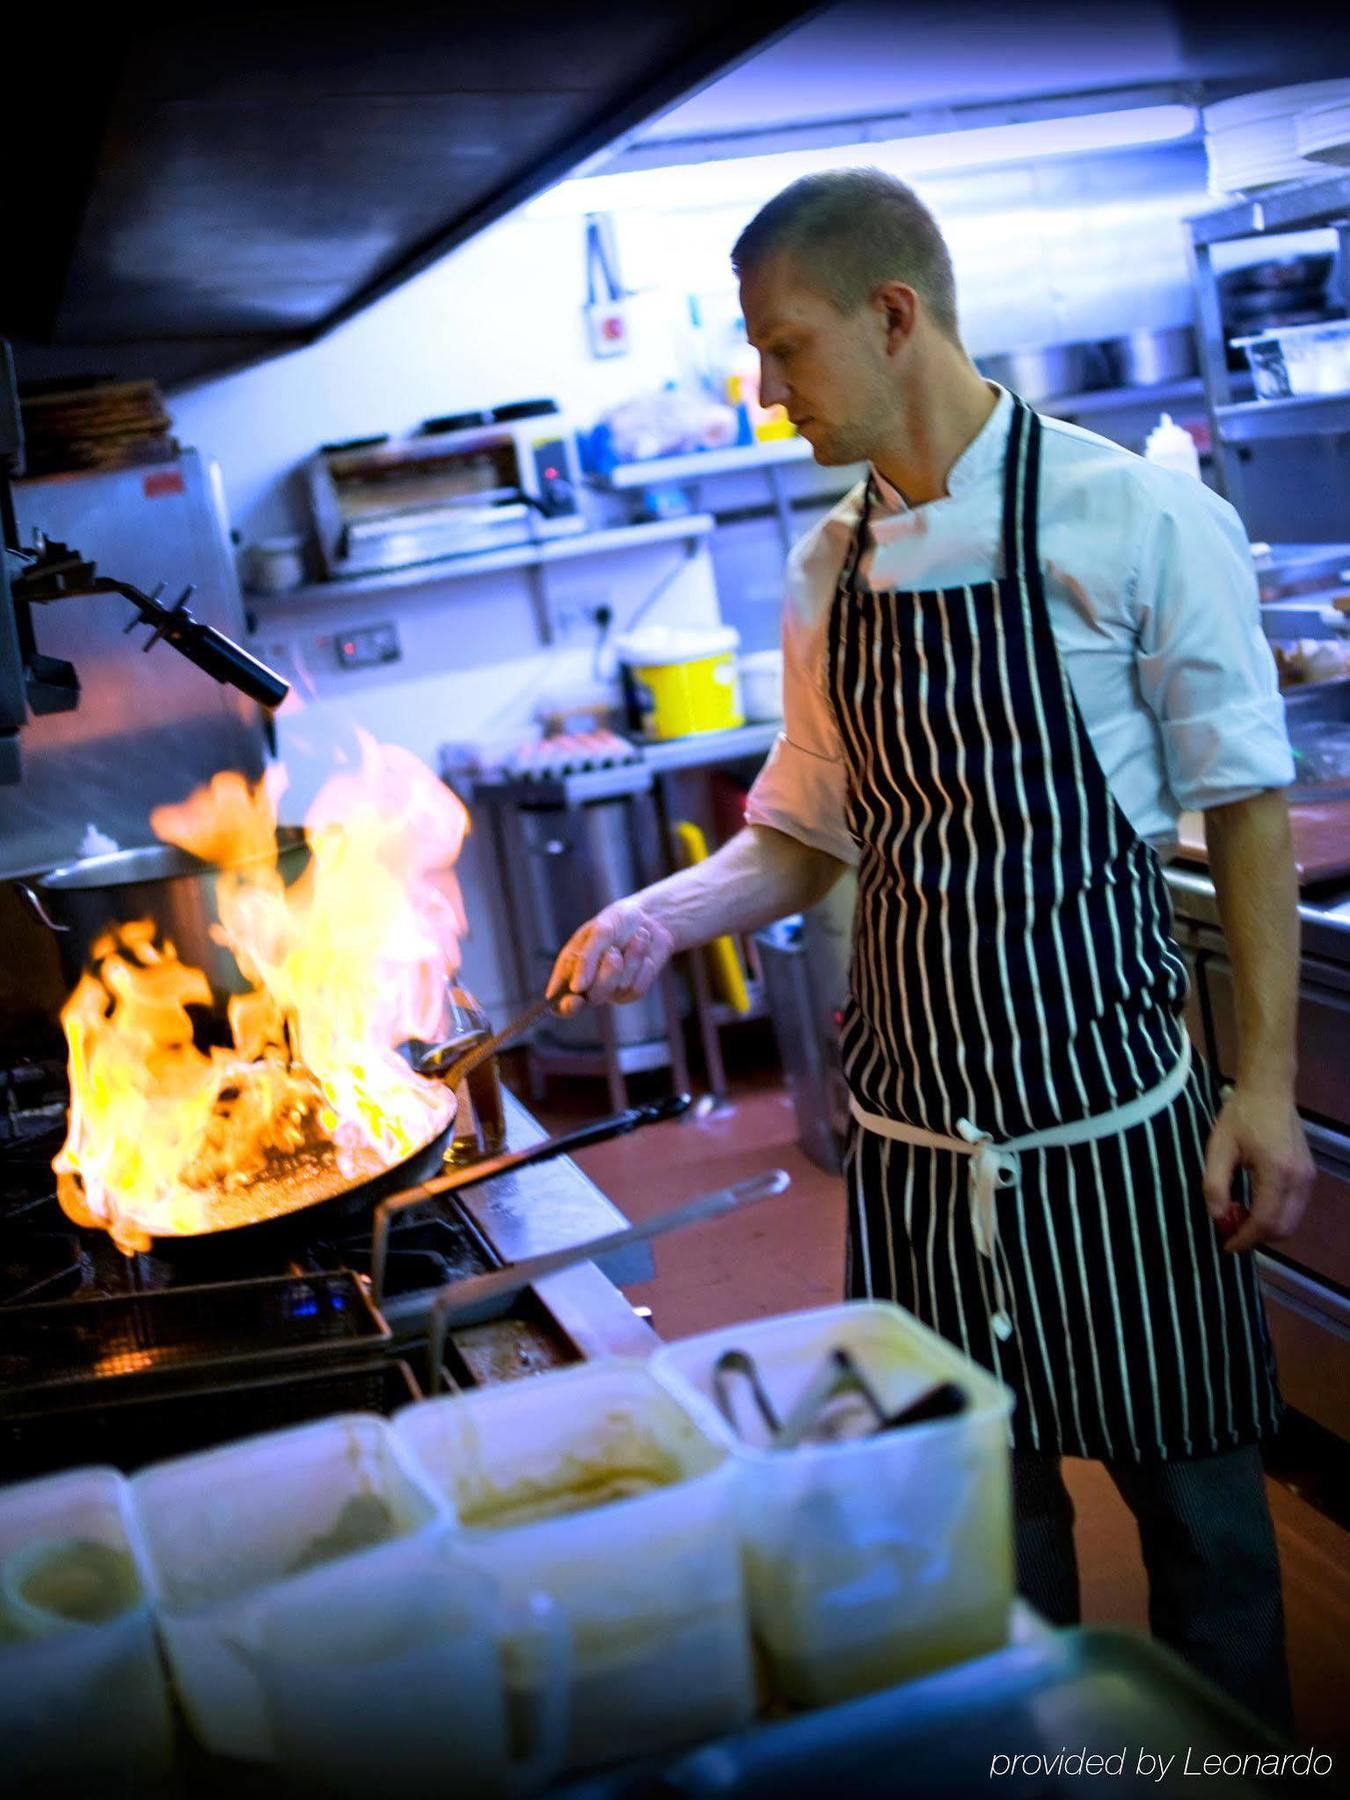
[173,139,1218,546]
[166,131,1258,1014]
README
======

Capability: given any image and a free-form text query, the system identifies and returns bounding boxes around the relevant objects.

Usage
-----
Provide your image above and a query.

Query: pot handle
[15,883,68,932]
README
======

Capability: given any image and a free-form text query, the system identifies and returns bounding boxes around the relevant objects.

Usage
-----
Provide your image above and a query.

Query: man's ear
[873,281,918,353]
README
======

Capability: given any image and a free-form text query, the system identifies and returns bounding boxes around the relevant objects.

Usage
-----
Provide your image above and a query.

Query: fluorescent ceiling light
[526,104,1197,219]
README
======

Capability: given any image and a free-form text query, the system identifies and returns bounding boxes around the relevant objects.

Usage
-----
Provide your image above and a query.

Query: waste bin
[755,915,849,1173]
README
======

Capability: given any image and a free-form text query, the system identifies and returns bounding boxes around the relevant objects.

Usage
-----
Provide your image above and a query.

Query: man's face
[740,251,891,467]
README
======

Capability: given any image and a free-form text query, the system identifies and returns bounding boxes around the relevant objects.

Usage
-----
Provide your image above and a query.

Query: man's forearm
[634,824,847,954]
[1202,789,1300,1092]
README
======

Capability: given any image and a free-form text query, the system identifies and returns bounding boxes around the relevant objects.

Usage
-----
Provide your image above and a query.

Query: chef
[548,169,1314,1728]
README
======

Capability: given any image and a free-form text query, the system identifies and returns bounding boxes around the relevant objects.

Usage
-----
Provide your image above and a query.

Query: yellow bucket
[616,626,744,741]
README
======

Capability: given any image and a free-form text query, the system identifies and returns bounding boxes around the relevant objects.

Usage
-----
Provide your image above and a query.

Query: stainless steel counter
[1164,864,1350,1442]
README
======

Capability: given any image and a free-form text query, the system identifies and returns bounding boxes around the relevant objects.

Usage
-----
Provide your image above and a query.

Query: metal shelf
[1039,376,1208,418]
[590,438,811,489]
[1188,170,1350,521]
[1216,393,1350,443]
[249,514,716,608]
[1189,171,1350,247]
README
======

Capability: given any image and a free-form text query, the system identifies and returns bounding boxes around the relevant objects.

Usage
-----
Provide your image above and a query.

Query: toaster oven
[307,402,585,579]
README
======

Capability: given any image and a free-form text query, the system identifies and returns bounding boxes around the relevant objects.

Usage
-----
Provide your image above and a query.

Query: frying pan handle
[426,1168,790,1391]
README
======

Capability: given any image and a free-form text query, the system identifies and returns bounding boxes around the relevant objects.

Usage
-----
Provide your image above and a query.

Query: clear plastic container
[131,1413,449,1759]
[1234,319,1350,399]
[0,1466,173,1787]
[242,1534,569,1799]
[394,1360,754,1773]
[652,1301,1014,1709]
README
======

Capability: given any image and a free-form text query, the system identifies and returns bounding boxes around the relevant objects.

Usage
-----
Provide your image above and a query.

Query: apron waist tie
[849,1038,1194,1342]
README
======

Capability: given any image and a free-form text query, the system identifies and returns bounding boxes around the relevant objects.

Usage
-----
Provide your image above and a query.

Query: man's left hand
[1202,1087,1315,1255]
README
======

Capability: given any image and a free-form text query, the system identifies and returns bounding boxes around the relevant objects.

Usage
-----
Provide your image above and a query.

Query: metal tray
[0,1356,420,1481]
[561,1629,1290,1799]
[0,1269,389,1399]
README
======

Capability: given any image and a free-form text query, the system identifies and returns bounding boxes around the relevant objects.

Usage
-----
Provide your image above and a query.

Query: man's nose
[759,362,788,409]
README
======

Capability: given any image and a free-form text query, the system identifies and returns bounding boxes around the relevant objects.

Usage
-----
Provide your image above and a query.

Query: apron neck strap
[842,473,875,592]
[999,396,1043,586]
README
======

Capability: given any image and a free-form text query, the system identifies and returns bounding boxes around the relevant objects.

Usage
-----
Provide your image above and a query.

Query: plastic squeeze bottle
[1144,414,1201,480]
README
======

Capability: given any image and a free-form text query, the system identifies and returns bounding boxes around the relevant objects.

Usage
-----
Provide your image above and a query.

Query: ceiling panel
[6,0,815,381]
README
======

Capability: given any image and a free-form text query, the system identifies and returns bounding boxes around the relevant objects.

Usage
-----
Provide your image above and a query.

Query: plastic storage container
[131,1413,448,1758]
[0,1466,173,1788]
[241,1534,569,1800]
[1233,319,1350,399]
[615,625,744,740]
[394,1360,755,1772]
[738,648,784,722]
[652,1301,1014,1709]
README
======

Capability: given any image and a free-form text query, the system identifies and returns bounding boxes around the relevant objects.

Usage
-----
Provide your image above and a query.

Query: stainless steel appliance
[306,401,585,579]
[1,341,287,887]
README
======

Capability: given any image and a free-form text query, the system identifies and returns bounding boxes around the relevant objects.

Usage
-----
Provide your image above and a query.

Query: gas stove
[0,1045,594,1484]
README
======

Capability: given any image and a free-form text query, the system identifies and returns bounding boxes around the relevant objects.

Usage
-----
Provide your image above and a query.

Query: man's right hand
[546,900,675,1015]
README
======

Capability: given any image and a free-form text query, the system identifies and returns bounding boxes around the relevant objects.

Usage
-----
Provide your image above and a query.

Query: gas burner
[0,1055,69,1148]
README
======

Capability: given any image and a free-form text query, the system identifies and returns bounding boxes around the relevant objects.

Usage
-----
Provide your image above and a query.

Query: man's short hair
[731,168,959,340]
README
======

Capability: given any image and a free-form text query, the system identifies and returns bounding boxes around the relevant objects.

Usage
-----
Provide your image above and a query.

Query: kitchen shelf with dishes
[586,380,1215,493]
[1187,169,1350,517]
[246,514,716,610]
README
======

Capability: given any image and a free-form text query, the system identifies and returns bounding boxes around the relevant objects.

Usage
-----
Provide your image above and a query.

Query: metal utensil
[711,1348,782,1443]
[427,1169,790,1389]
[773,1347,888,1449]
[873,1381,968,1435]
[412,991,560,1090]
[772,1349,969,1448]
[369,1093,694,1302]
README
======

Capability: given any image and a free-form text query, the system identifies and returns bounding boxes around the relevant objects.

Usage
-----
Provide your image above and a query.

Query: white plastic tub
[738,649,784,722]
[0,1466,173,1787]
[1234,319,1350,400]
[243,1533,569,1799]
[131,1412,448,1759]
[652,1301,1014,1708]
[394,1359,754,1772]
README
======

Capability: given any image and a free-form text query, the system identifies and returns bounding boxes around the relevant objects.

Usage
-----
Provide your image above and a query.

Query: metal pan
[75,1093,460,1271]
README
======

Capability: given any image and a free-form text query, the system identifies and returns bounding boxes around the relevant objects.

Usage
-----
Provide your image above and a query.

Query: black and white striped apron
[829,395,1280,1462]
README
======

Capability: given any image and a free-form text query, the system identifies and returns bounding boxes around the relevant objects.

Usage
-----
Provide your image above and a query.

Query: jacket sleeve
[744,528,859,866]
[1133,480,1294,812]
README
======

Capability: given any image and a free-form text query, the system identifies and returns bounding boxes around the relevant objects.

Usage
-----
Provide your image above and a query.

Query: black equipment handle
[160,614,290,707]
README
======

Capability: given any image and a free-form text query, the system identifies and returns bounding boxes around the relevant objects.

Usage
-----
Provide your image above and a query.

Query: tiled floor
[522,1043,1350,1751]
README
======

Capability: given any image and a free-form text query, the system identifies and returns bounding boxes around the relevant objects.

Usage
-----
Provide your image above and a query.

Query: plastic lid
[614,625,740,666]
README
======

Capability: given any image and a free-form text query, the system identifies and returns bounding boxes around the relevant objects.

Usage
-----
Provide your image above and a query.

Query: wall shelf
[249,513,716,609]
[1189,172,1350,247]
[1217,393,1350,444]
[1187,171,1350,525]
[589,438,811,489]
[1039,376,1209,418]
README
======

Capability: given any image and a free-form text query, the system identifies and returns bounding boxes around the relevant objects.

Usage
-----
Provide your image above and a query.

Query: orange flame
[54,736,469,1253]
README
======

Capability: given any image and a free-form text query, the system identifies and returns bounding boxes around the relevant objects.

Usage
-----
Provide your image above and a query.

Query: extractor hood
[5,1,816,389]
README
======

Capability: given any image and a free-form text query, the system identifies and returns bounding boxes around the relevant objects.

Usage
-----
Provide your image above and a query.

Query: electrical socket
[555,601,613,635]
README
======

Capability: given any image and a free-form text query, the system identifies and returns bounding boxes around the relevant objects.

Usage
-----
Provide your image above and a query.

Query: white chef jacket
[745,384,1294,867]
